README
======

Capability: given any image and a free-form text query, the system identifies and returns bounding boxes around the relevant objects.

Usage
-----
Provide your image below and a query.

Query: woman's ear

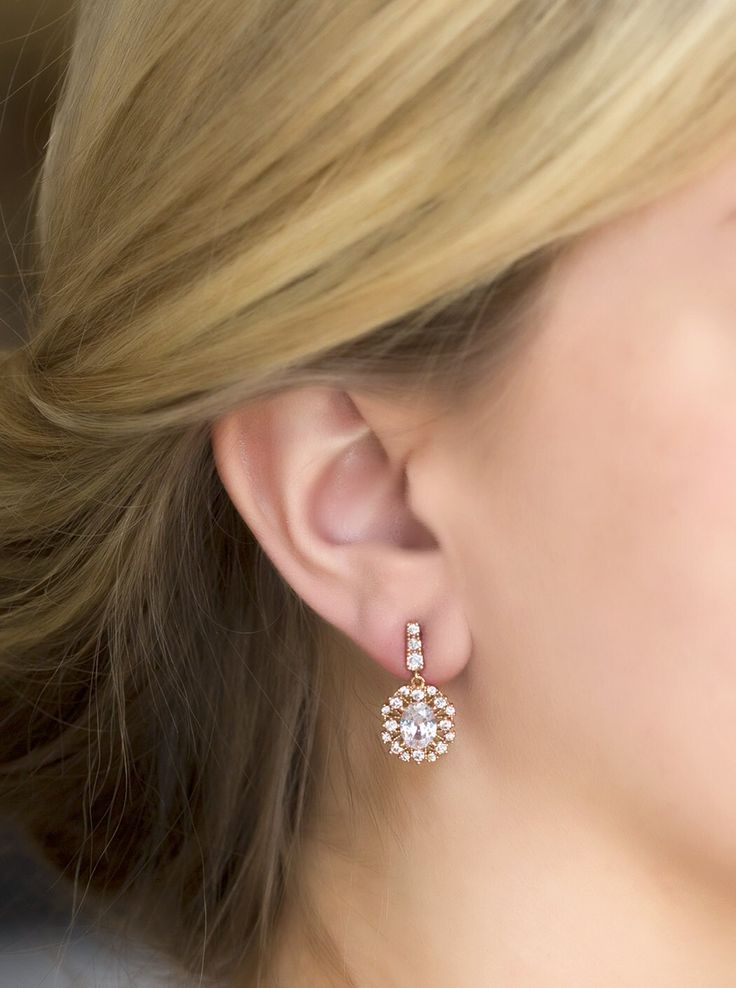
[210,386,470,681]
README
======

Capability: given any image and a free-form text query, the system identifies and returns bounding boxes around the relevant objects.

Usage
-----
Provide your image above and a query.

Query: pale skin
[211,149,736,986]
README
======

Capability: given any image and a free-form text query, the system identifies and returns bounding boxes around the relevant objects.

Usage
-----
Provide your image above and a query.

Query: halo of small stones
[380,683,456,764]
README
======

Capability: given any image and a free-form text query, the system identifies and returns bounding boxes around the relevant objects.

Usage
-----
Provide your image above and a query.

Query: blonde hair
[2,1,736,984]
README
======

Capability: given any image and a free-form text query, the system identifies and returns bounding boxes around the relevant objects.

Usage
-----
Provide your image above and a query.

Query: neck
[270,662,736,987]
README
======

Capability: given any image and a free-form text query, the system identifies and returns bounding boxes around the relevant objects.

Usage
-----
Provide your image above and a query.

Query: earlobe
[210,385,470,683]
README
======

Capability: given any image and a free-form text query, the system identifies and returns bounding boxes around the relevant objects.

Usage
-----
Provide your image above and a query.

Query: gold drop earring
[379,620,456,764]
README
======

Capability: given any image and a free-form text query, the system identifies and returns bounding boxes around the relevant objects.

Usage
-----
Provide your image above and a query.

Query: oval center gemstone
[399,701,437,749]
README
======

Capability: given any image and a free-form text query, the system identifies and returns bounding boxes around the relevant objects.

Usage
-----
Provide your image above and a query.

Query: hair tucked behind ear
[0,341,330,986]
[2,1,736,984]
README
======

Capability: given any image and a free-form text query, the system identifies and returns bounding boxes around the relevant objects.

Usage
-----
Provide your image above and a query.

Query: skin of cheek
[443,269,736,887]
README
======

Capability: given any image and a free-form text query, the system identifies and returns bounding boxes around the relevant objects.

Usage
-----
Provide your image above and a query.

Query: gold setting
[379,621,456,763]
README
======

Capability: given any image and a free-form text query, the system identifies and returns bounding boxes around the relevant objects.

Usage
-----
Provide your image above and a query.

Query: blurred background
[0,0,70,348]
[0,4,182,984]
